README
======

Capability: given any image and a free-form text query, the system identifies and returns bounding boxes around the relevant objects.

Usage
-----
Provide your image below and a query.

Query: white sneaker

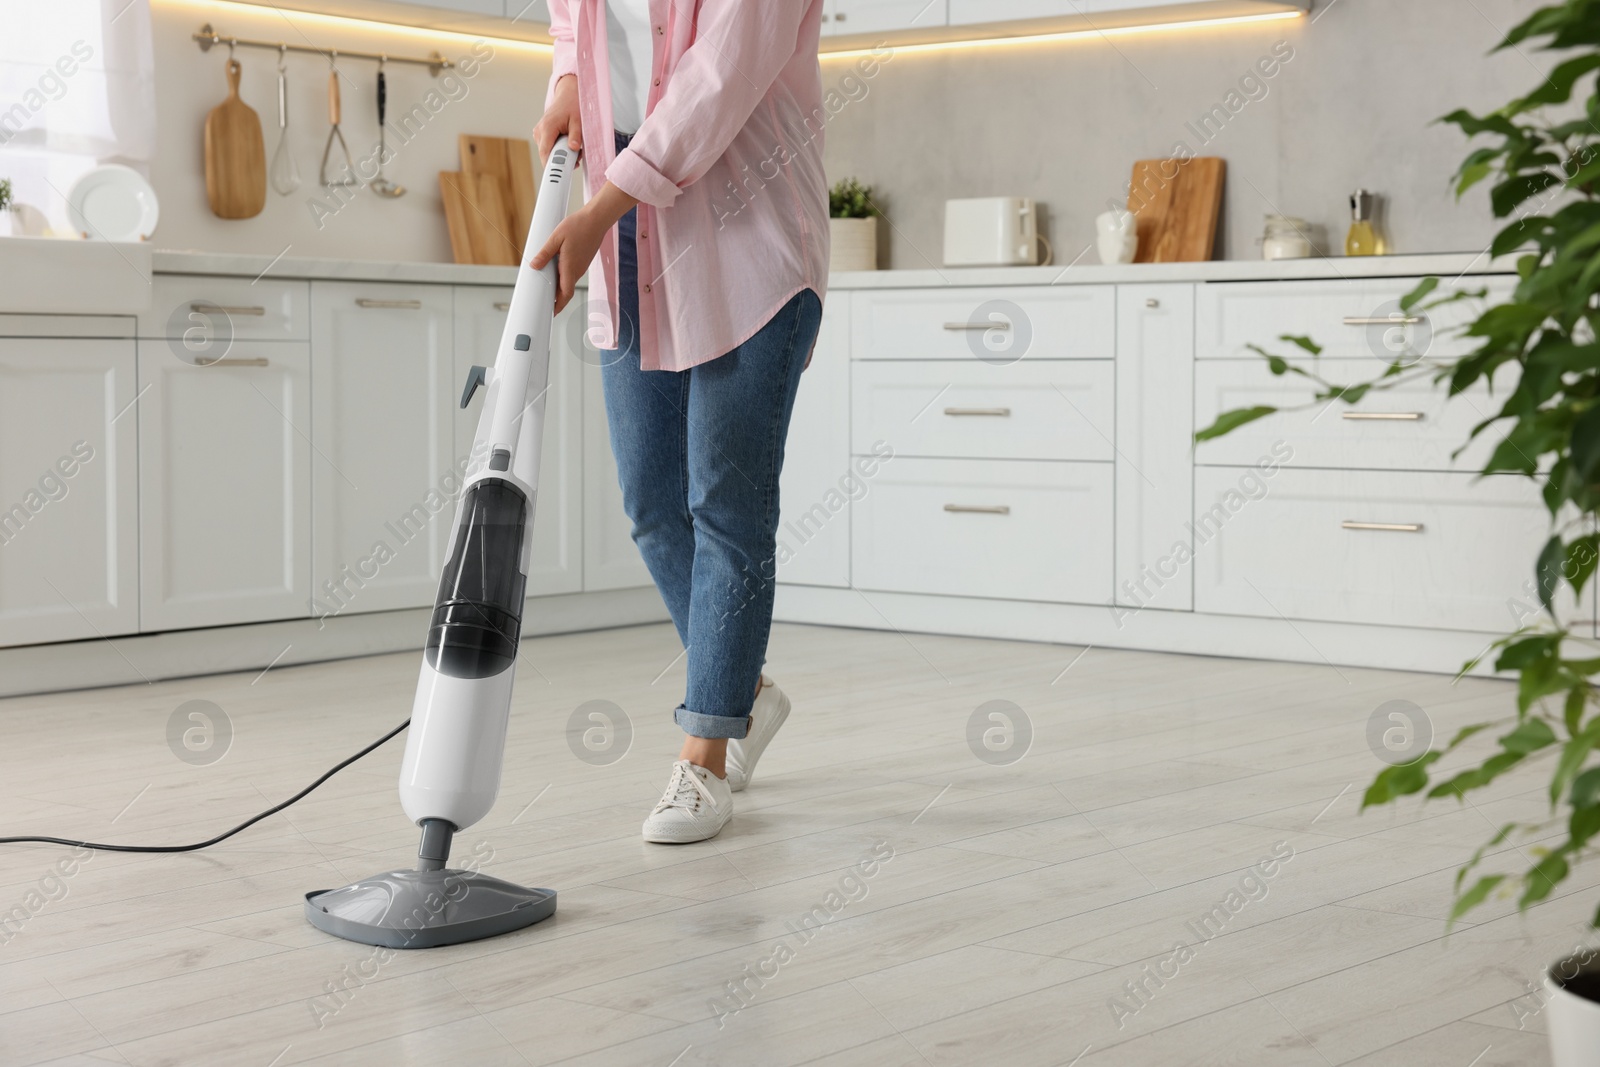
[726,676,791,792]
[642,760,733,843]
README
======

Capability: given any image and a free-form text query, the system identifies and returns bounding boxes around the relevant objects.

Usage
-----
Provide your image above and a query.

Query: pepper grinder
[1346,189,1385,257]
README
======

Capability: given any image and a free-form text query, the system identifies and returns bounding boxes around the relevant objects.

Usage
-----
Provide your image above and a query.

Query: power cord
[0,718,410,853]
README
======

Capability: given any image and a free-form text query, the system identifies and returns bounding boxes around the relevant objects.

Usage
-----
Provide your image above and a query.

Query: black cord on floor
[0,718,411,853]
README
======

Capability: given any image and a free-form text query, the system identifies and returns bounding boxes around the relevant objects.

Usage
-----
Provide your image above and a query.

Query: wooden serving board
[1127,157,1225,263]
[204,59,267,220]
[439,171,517,266]
[460,134,537,259]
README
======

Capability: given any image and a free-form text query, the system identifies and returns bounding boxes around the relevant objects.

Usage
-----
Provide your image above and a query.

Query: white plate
[67,164,159,242]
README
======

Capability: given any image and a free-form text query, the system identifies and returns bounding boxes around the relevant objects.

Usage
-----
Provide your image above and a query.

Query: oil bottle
[1346,189,1384,256]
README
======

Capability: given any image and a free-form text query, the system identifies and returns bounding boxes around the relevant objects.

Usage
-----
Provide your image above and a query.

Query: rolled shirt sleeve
[545,0,579,108]
[607,0,810,209]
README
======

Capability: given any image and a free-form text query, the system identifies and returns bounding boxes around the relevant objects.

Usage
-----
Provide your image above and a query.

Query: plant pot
[1546,951,1600,1066]
[830,216,877,272]
[0,208,12,237]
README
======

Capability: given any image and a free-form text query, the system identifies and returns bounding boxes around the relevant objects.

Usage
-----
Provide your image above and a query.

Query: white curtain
[0,0,157,235]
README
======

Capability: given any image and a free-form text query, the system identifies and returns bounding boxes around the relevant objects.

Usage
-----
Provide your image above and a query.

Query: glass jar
[1261,215,1313,260]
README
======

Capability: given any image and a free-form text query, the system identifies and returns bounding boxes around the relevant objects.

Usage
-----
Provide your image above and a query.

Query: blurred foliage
[1196,0,1600,927]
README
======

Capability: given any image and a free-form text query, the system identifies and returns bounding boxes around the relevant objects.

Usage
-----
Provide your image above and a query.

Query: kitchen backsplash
[143,0,1533,266]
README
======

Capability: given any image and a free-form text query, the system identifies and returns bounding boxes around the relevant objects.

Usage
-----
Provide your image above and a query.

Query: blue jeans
[601,136,822,740]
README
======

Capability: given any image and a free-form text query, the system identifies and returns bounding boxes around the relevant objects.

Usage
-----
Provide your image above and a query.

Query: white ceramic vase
[830,216,878,272]
[1546,954,1600,1066]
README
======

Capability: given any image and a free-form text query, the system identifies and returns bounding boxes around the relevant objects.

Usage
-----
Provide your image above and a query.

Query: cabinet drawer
[1196,277,1514,361]
[852,286,1115,361]
[142,275,310,343]
[1192,468,1564,633]
[138,340,313,631]
[853,360,1113,461]
[853,457,1112,604]
[1195,359,1508,472]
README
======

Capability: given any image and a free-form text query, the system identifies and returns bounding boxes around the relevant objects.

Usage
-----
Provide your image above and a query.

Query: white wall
[819,0,1544,267]
[146,0,553,262]
[133,0,1542,266]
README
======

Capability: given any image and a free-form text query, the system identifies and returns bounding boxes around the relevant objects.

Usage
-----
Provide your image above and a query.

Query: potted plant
[829,177,879,272]
[0,179,12,237]
[1195,4,1600,1061]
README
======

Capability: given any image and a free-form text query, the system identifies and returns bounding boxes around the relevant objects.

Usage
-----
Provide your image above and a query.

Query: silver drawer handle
[494,302,512,312]
[943,321,1011,331]
[1342,521,1424,533]
[1342,412,1425,421]
[1344,315,1423,326]
[945,504,1011,515]
[191,303,265,316]
[356,298,423,310]
[944,407,1012,417]
[199,357,270,367]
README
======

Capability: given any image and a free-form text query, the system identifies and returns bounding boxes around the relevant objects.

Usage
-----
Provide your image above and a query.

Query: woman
[530,0,830,843]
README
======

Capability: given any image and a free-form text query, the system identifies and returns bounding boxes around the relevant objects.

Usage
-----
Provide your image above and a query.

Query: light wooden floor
[0,621,1580,1066]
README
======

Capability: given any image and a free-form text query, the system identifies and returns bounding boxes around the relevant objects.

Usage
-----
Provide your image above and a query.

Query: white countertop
[0,241,1516,318]
[150,248,1512,288]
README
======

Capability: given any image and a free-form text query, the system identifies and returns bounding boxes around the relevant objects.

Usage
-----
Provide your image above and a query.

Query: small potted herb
[829,177,879,272]
[0,179,12,237]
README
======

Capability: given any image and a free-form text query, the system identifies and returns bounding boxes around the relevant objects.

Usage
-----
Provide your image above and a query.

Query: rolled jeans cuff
[674,705,750,740]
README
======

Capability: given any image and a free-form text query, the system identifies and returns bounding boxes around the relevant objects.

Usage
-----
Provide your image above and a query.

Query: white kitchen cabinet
[1115,284,1195,612]
[778,293,853,588]
[1194,358,1511,474]
[1191,467,1558,634]
[0,328,139,647]
[947,0,1308,28]
[454,287,583,598]
[852,286,1116,361]
[311,282,456,619]
[138,340,312,631]
[581,356,654,592]
[1196,277,1515,362]
[851,358,1114,462]
[853,456,1113,603]
[826,0,948,35]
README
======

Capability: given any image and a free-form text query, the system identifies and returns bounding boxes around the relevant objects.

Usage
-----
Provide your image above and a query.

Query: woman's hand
[533,74,582,166]
[529,182,639,315]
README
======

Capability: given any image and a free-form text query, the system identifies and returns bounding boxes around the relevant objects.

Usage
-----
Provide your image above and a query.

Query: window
[0,1,155,236]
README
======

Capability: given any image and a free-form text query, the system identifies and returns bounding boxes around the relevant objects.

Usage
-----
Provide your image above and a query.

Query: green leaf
[1194,405,1278,443]
[1491,171,1562,218]
[1571,404,1600,481]
[1571,766,1600,809]
[1428,751,1527,800]
[1566,534,1600,600]
[1401,277,1441,313]
[1522,851,1570,908]
[1565,685,1589,737]
[1537,535,1565,613]
[1450,874,1506,925]
[1280,335,1323,357]
[1361,751,1441,809]
[1503,717,1559,755]
[1552,723,1600,807]
[1497,634,1559,671]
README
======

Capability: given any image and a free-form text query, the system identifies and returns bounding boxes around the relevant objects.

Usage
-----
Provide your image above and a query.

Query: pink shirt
[546,0,830,372]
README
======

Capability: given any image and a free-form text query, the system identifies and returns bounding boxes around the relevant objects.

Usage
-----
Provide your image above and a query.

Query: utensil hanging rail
[192,23,454,76]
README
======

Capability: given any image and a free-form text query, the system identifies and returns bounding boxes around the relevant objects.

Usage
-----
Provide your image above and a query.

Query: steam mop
[303,136,577,949]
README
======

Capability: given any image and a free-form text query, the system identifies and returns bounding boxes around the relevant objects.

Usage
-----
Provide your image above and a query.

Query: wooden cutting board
[460,134,537,258]
[439,171,517,266]
[1127,157,1225,263]
[204,59,267,220]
